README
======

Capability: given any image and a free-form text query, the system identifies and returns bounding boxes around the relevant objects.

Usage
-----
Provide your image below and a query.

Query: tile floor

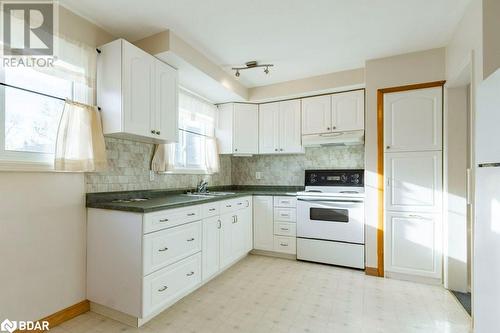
[53,255,471,333]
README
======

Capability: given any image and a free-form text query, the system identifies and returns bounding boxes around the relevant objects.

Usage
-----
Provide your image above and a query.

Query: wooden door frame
[376,80,446,278]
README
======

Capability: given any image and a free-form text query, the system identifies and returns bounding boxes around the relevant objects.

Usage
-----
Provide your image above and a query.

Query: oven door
[297,197,365,244]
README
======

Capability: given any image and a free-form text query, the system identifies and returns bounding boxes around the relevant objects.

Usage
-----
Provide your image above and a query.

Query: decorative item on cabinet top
[97,38,179,144]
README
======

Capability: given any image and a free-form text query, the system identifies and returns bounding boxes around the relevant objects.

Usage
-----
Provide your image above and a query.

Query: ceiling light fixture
[232,61,274,77]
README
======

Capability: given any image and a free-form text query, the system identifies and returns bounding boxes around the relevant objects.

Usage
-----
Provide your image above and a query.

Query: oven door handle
[297,197,363,204]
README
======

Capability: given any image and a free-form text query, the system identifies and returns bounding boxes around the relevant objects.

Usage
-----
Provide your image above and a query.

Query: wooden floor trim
[365,267,380,277]
[16,300,90,332]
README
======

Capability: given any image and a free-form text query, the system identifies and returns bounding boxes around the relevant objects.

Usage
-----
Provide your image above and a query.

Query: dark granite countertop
[86,186,303,213]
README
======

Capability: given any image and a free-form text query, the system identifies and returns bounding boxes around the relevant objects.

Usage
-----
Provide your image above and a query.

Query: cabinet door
[122,40,155,138]
[232,211,247,259]
[216,104,234,154]
[202,216,220,282]
[331,90,364,132]
[385,212,442,279]
[154,60,178,143]
[259,102,280,154]
[233,104,259,154]
[279,100,303,153]
[253,196,274,251]
[384,87,442,152]
[219,213,235,269]
[301,95,331,135]
[385,151,442,213]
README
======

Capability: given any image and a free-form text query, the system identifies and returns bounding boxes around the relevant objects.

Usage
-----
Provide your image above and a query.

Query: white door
[232,211,247,259]
[253,196,274,251]
[301,95,331,135]
[154,60,178,142]
[122,41,155,138]
[384,87,442,152]
[331,90,364,132]
[385,211,442,279]
[385,151,442,213]
[216,104,233,154]
[259,102,280,154]
[279,100,303,153]
[219,213,234,269]
[233,104,258,154]
[202,216,220,282]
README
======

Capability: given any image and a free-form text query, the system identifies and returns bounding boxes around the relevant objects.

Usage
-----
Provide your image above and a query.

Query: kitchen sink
[184,191,235,197]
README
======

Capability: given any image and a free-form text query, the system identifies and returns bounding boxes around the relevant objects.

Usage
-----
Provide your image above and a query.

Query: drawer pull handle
[280,243,289,247]
[186,271,195,277]
[237,202,243,206]
[187,213,196,216]
[282,201,290,204]
[281,214,290,217]
[158,286,168,292]
[217,220,222,229]
[159,218,169,222]
[409,214,425,219]
[226,204,232,208]
[158,247,169,252]
[209,208,216,211]
[280,228,289,231]
[187,238,195,242]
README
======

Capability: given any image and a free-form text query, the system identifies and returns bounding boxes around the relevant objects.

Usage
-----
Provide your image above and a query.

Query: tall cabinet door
[219,213,235,269]
[202,216,220,282]
[253,196,274,251]
[154,60,178,142]
[122,41,155,138]
[279,100,303,153]
[259,102,280,154]
[331,90,364,132]
[384,87,442,152]
[233,104,258,154]
[301,95,331,135]
[385,211,442,279]
[385,151,442,213]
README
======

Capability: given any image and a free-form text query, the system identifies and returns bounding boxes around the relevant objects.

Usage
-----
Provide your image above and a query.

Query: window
[173,90,217,173]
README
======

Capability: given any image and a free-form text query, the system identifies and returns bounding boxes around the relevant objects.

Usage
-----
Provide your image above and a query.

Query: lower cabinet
[385,211,442,279]
[253,196,274,251]
[201,216,221,282]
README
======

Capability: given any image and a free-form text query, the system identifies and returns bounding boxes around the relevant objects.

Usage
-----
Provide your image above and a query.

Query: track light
[232,61,274,77]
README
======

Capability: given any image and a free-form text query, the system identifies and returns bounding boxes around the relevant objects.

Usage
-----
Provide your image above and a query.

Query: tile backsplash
[231,145,365,186]
[86,138,364,192]
[85,138,232,193]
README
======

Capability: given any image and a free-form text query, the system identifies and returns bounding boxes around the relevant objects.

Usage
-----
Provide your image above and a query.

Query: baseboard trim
[365,267,381,277]
[16,300,90,332]
[250,249,297,260]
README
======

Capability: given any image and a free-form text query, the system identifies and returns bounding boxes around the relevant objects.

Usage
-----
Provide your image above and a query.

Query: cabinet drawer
[143,253,201,316]
[274,196,297,208]
[144,206,201,234]
[220,198,249,215]
[274,222,296,237]
[202,202,220,218]
[273,236,296,254]
[274,207,296,222]
[143,221,201,275]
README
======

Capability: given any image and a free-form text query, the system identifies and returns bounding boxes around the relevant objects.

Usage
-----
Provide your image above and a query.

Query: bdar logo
[0,319,17,333]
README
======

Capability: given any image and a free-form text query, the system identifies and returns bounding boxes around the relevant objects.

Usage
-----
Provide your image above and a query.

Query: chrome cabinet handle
[187,213,196,216]
[158,247,169,252]
[159,218,169,222]
[209,208,216,211]
[280,228,289,231]
[186,271,194,276]
[232,215,237,224]
[281,213,290,217]
[280,148,284,151]
[187,238,195,242]
[237,202,243,206]
[151,130,155,134]
[217,220,221,229]
[386,145,391,149]
[156,130,161,135]
[275,148,278,151]
[332,126,336,130]
[226,204,232,208]
[326,127,331,131]
[158,286,168,292]
[280,243,288,247]
[234,148,238,152]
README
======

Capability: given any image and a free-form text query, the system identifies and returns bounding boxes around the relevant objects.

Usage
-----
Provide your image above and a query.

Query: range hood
[302,130,364,147]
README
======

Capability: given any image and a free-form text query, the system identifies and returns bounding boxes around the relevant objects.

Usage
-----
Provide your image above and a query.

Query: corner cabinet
[97,38,178,143]
[259,100,303,154]
[216,103,258,155]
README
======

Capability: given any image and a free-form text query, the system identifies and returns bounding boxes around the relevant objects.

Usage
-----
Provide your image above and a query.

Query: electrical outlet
[149,170,155,181]
[255,172,262,180]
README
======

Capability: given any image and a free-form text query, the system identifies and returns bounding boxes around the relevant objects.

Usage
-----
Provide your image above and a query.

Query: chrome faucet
[197,180,209,193]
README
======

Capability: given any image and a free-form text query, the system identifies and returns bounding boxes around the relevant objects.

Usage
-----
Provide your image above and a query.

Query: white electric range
[296,169,365,269]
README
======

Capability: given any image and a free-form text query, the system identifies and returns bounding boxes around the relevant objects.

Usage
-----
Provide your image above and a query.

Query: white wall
[0,173,86,321]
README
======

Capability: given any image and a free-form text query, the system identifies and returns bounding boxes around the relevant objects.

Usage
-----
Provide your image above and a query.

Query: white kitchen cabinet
[384,87,442,152]
[259,100,302,154]
[385,211,442,279]
[217,103,258,154]
[253,196,274,251]
[97,38,178,143]
[301,95,331,135]
[202,216,220,282]
[385,151,443,213]
[331,90,364,132]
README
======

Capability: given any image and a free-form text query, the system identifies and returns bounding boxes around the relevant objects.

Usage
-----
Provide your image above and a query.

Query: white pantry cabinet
[259,100,303,154]
[217,103,258,154]
[301,90,364,135]
[97,38,178,143]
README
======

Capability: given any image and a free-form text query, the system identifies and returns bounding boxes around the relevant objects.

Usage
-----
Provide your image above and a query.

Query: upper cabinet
[384,87,442,152]
[301,90,365,135]
[97,39,178,143]
[259,100,303,154]
[217,103,258,155]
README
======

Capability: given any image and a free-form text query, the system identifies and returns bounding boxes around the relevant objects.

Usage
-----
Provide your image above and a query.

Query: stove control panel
[305,169,364,187]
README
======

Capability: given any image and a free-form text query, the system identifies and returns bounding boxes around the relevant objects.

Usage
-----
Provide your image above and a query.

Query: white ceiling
[61,0,470,88]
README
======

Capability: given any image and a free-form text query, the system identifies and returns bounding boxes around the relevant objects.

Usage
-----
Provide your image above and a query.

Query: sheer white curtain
[151,143,176,172]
